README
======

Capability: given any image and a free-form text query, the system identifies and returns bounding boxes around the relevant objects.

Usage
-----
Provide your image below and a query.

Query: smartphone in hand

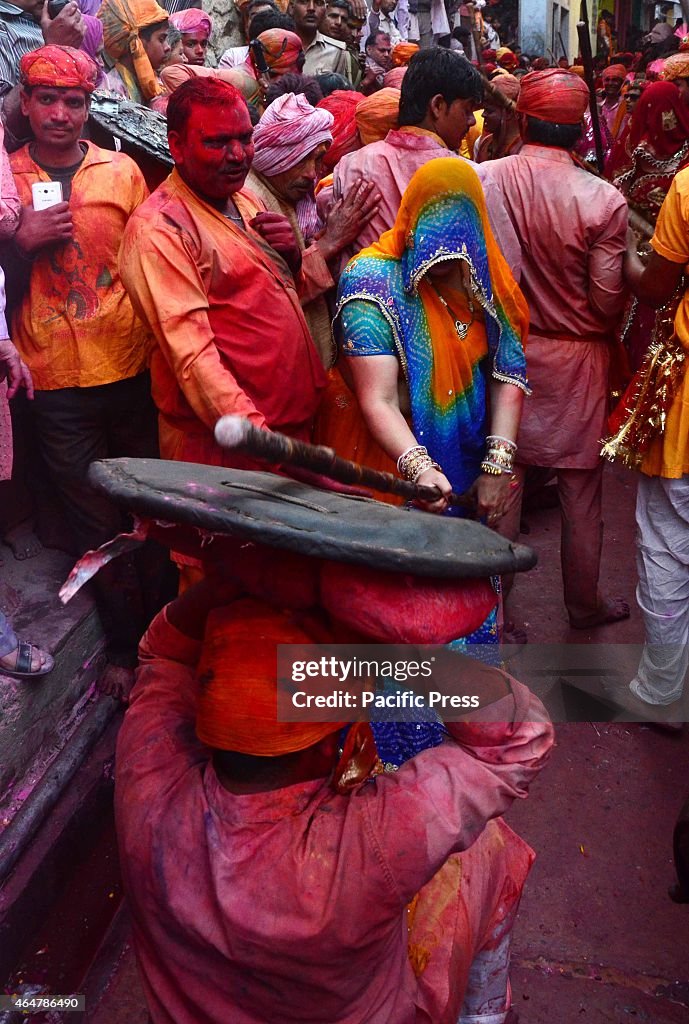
[31,181,64,211]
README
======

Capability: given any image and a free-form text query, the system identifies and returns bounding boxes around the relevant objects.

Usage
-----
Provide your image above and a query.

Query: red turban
[20,44,99,92]
[320,563,498,644]
[516,68,589,124]
[482,48,496,61]
[391,41,418,66]
[170,7,212,36]
[317,89,365,173]
[195,599,346,755]
[601,62,627,81]
[496,47,518,69]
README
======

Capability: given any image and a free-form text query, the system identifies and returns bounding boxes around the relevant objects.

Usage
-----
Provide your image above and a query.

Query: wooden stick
[214,416,476,511]
[577,18,606,174]
[480,73,517,113]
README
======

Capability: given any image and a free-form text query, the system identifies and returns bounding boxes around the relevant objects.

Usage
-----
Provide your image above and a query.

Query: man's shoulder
[8,142,34,173]
[338,138,394,176]
[124,179,180,235]
[317,31,347,51]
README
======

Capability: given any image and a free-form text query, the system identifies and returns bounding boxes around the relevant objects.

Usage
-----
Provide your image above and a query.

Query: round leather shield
[88,459,537,579]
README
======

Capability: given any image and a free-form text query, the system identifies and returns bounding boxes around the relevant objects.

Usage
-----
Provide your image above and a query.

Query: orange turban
[601,62,627,81]
[20,45,99,92]
[196,599,346,756]
[570,64,585,78]
[392,42,418,66]
[255,28,304,76]
[355,87,400,145]
[98,0,168,100]
[663,52,689,82]
[516,68,589,124]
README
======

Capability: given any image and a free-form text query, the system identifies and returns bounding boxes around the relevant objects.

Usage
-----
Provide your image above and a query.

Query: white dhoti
[630,473,689,705]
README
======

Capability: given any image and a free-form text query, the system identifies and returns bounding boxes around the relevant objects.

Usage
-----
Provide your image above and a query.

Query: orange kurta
[645,169,689,478]
[118,170,326,467]
[10,142,150,390]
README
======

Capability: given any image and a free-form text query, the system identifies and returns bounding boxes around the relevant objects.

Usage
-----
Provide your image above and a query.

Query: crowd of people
[0,1,688,1021]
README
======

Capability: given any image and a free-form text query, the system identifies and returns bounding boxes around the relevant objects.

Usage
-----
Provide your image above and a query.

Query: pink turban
[489,71,520,102]
[382,66,406,89]
[252,92,334,175]
[170,7,212,36]
[516,68,589,124]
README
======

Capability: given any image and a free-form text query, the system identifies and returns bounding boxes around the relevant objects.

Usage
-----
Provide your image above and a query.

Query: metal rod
[214,415,475,510]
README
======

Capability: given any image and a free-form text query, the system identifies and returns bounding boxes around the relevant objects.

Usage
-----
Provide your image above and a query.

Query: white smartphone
[31,181,64,211]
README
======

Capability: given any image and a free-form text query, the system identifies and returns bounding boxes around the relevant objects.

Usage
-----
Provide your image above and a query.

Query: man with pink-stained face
[119,76,327,483]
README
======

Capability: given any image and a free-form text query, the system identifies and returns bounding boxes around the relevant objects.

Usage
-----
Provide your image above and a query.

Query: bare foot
[569,596,630,630]
[97,662,135,703]
[4,521,42,561]
[0,640,54,678]
[501,621,528,645]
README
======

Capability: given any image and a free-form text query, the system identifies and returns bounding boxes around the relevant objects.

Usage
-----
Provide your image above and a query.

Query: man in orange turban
[115,557,553,1024]
[354,84,399,142]
[12,45,161,702]
[488,67,631,630]
[599,60,627,135]
[98,0,170,104]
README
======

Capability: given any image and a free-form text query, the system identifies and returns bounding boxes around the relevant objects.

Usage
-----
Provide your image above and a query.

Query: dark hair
[246,0,278,16]
[365,31,390,50]
[316,71,352,95]
[327,0,351,10]
[140,19,169,41]
[399,48,482,125]
[248,9,296,36]
[167,24,182,47]
[167,77,247,137]
[524,114,583,149]
[265,72,323,106]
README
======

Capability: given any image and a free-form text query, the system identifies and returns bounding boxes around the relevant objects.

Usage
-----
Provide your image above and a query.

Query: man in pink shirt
[490,68,630,629]
[330,47,522,279]
[116,572,553,1024]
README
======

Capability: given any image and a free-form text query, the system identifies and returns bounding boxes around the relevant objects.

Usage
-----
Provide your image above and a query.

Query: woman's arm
[341,300,452,512]
[472,378,524,525]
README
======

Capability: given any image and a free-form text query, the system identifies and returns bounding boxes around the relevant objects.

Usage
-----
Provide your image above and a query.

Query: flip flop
[0,640,54,679]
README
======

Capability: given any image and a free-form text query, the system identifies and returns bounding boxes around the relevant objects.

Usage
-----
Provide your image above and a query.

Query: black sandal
[0,640,54,679]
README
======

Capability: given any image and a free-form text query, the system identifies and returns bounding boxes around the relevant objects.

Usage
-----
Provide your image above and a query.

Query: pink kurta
[331,127,523,280]
[486,144,628,467]
[116,608,554,1024]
